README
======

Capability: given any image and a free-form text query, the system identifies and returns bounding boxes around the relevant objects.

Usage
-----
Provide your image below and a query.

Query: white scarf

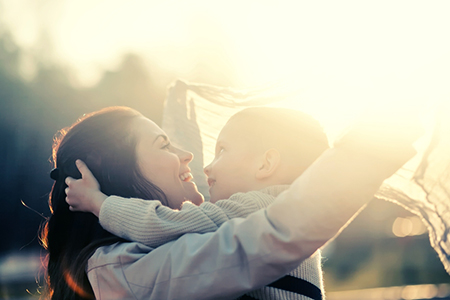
[161,79,450,274]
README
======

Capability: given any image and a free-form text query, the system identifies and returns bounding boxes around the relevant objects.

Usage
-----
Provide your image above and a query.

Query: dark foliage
[0,31,166,254]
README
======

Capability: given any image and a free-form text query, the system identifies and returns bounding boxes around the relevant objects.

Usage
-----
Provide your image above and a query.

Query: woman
[41,106,203,299]
[41,106,420,299]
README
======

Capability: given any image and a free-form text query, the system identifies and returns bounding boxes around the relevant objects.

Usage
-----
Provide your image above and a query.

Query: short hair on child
[227,107,330,179]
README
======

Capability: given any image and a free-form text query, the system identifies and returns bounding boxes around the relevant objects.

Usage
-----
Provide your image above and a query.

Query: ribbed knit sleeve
[99,186,288,248]
[99,197,219,248]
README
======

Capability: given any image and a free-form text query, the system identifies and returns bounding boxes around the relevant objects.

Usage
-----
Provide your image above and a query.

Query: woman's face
[134,117,204,209]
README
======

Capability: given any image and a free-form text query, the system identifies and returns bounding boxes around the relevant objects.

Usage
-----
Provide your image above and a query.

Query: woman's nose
[179,148,194,164]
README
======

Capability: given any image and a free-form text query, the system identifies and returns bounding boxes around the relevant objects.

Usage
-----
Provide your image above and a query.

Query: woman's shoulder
[87,242,154,271]
[86,242,163,299]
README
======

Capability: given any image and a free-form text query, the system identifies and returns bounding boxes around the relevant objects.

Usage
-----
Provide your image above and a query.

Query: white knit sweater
[99,185,324,300]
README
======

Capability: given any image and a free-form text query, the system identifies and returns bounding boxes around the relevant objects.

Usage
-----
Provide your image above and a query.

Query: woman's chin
[189,191,204,206]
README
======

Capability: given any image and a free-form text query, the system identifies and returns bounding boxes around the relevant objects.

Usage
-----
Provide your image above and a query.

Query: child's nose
[203,163,211,176]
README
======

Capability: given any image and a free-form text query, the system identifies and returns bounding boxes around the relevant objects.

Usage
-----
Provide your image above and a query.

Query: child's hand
[65,159,107,217]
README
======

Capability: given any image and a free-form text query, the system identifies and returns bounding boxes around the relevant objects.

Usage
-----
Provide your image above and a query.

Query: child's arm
[66,163,275,248]
[98,189,281,248]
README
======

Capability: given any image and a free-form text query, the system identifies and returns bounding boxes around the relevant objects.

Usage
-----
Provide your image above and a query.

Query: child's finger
[75,159,94,179]
[65,193,77,209]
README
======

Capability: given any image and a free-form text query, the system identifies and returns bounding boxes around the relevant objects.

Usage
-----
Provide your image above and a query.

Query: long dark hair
[40,106,167,299]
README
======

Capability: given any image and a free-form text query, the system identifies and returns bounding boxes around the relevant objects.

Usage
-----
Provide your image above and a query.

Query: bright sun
[2,0,449,133]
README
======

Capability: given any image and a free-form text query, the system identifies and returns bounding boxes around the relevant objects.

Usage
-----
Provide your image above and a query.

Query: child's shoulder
[225,185,290,201]
[214,185,290,210]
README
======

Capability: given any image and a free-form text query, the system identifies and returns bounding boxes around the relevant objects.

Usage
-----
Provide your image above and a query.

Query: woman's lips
[179,172,193,182]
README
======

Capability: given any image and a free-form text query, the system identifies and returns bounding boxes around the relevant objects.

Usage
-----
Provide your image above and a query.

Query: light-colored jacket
[97,185,323,300]
[87,145,415,300]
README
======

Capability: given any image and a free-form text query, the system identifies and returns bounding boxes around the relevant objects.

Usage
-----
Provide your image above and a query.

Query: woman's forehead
[135,117,166,137]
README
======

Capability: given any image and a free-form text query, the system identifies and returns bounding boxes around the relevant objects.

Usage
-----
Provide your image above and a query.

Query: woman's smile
[179,171,193,182]
[135,117,204,208]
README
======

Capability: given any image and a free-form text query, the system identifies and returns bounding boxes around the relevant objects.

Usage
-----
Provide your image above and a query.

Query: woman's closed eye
[161,142,171,151]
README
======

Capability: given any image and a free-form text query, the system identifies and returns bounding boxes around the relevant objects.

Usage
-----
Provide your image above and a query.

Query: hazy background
[1,0,449,299]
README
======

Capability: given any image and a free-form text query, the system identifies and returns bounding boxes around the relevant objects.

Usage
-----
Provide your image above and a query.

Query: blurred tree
[0,31,167,253]
[88,53,166,124]
[322,199,450,290]
[0,30,51,252]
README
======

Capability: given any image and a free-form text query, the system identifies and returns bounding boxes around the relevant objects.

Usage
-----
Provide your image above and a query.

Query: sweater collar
[259,185,290,197]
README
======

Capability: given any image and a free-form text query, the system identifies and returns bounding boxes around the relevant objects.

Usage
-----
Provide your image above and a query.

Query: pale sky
[1,0,449,130]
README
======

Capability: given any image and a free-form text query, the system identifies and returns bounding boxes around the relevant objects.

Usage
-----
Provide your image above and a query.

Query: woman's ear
[255,148,281,180]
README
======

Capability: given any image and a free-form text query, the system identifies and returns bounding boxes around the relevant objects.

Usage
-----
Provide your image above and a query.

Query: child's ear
[255,148,281,180]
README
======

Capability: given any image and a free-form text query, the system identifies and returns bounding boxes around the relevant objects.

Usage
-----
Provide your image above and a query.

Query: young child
[67,107,330,300]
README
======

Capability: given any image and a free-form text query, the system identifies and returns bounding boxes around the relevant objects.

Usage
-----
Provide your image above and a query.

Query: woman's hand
[65,159,107,217]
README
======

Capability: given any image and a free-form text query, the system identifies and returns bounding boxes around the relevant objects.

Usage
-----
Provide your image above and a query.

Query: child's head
[204,107,329,202]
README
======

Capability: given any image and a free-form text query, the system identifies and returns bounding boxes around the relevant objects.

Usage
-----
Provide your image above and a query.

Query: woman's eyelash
[162,143,171,149]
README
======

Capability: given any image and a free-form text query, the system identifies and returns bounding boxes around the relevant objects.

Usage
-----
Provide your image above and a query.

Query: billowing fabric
[161,79,450,274]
